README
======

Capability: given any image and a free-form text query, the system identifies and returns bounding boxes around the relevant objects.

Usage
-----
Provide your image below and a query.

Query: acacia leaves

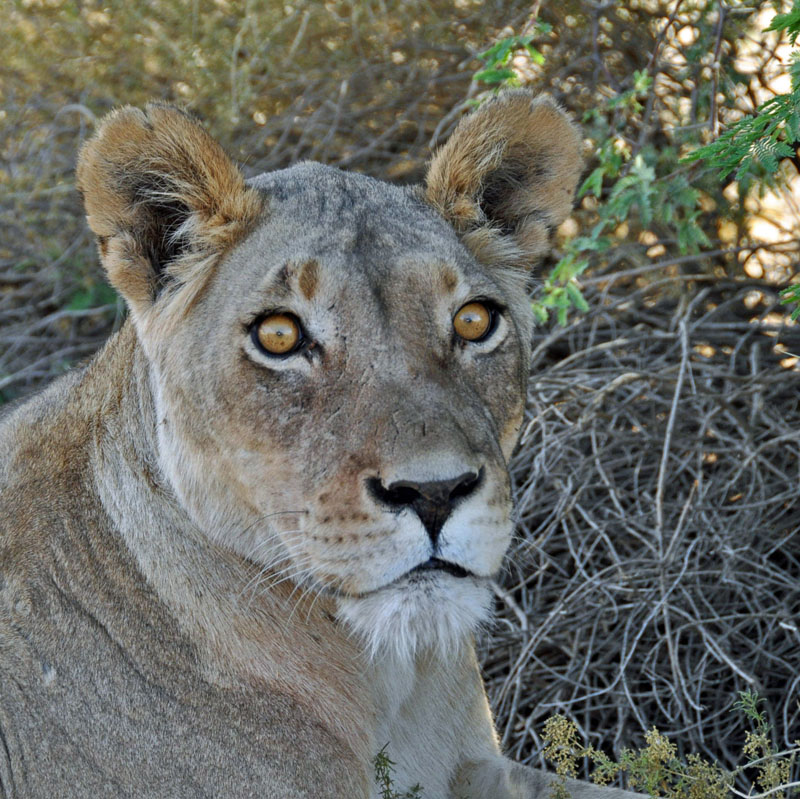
[684,57,800,181]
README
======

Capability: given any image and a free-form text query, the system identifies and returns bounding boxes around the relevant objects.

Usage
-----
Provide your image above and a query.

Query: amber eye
[453,302,494,342]
[253,313,303,355]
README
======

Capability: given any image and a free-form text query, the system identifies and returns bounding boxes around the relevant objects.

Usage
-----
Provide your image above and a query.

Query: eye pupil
[256,313,302,355]
[453,302,492,342]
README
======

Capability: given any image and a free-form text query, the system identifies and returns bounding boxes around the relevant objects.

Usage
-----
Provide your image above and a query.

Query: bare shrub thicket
[2,0,798,787]
[491,279,800,782]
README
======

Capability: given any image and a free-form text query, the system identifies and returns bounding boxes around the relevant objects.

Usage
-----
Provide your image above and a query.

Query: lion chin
[336,572,492,662]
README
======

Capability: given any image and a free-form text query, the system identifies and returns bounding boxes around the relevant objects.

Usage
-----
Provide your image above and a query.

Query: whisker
[236,529,314,608]
[302,579,332,623]
[239,517,307,562]
[238,543,312,606]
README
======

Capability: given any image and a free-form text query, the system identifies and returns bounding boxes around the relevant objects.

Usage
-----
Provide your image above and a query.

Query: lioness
[0,93,638,799]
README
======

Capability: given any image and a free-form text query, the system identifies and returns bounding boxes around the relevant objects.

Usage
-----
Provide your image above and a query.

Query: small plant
[543,715,585,799]
[473,25,552,89]
[733,690,795,799]
[541,692,799,799]
[374,744,424,799]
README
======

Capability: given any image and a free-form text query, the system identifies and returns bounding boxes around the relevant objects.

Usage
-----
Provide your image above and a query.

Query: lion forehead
[242,163,469,272]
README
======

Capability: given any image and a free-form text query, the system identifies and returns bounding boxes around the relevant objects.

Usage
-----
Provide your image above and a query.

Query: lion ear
[76,103,262,318]
[424,91,583,271]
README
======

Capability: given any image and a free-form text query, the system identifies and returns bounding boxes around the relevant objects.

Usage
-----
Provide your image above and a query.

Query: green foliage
[474,25,552,88]
[686,1,800,317]
[766,3,800,45]
[539,73,710,323]
[543,715,587,799]
[684,59,800,181]
[543,716,729,799]
[473,16,720,325]
[374,745,424,799]
[734,691,795,799]
[541,692,800,799]
[475,5,800,325]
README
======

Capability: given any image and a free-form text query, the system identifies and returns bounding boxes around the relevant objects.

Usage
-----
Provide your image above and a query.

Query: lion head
[76,92,582,660]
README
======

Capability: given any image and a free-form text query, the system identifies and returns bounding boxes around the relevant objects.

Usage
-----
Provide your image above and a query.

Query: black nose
[366,469,483,545]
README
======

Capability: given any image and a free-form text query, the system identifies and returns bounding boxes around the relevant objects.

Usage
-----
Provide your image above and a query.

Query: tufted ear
[76,103,263,318]
[425,90,583,271]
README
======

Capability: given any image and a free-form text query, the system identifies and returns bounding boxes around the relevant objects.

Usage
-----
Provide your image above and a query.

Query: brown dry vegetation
[2,0,799,789]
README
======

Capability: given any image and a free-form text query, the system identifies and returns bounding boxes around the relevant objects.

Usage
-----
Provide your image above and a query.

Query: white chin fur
[336,574,492,662]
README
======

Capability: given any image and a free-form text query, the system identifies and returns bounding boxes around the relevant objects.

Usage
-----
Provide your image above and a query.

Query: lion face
[149,165,530,657]
[76,95,582,659]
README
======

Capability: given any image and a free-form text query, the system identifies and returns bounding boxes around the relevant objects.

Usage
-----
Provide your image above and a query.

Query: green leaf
[604,154,657,225]
[632,69,652,94]
[683,85,800,179]
[766,3,800,45]
[579,167,606,198]
[566,282,589,312]
[676,214,711,253]
[478,38,516,65]
[474,67,516,85]
[570,235,611,253]
[524,44,545,65]
[549,254,589,284]
[531,302,549,324]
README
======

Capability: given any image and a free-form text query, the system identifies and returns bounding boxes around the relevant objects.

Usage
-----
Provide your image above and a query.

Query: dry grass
[485,279,800,786]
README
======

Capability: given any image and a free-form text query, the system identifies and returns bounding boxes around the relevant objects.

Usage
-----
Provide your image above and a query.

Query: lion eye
[254,313,303,355]
[453,302,493,342]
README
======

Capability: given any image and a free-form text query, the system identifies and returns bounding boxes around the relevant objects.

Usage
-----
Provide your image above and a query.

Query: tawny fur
[76,103,264,319]
[0,95,640,799]
[426,91,583,270]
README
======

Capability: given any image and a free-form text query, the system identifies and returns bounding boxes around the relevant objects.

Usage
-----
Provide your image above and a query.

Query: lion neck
[87,321,373,758]
[83,321,488,776]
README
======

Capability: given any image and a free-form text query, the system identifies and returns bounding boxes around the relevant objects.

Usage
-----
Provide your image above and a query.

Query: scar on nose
[298,259,320,300]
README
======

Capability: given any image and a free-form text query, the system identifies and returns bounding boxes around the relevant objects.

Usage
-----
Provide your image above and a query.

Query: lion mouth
[347,557,476,599]
[409,557,472,579]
